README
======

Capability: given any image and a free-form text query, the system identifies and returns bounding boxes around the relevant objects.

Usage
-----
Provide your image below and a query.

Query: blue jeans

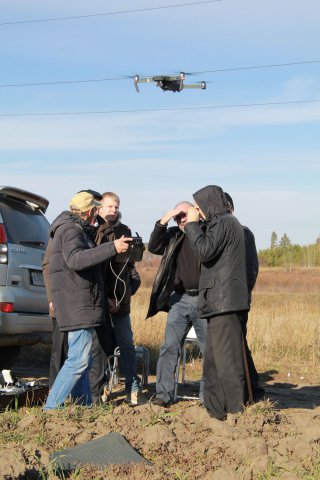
[44,328,93,410]
[156,292,207,403]
[111,314,140,393]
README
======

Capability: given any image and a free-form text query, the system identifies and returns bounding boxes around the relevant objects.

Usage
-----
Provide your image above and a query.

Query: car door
[0,197,49,314]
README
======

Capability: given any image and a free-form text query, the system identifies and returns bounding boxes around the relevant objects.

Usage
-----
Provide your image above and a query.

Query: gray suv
[0,186,52,369]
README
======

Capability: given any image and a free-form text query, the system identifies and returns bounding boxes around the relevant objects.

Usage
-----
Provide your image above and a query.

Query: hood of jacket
[50,211,96,239]
[193,185,229,222]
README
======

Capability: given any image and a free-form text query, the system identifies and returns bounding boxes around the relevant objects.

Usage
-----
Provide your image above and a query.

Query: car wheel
[0,346,21,370]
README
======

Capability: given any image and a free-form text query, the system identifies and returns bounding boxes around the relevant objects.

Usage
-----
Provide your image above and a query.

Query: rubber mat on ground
[50,432,152,470]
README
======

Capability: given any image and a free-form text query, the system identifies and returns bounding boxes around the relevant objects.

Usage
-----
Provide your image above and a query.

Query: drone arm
[134,76,154,92]
[137,77,153,84]
[183,82,206,90]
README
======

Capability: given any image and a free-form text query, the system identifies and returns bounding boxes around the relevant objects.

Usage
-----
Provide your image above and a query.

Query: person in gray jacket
[184,185,249,420]
[44,192,131,411]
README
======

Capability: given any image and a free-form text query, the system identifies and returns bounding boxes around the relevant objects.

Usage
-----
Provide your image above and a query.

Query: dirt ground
[0,348,319,479]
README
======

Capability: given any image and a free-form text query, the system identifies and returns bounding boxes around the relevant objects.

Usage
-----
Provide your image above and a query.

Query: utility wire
[0,1,222,26]
[0,60,319,89]
[190,60,320,75]
[0,77,126,88]
[0,99,319,118]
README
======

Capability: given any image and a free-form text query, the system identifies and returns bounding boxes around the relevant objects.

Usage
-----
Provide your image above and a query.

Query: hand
[187,206,200,223]
[114,235,132,253]
[160,207,187,225]
[108,298,120,313]
[160,209,177,226]
[49,302,55,318]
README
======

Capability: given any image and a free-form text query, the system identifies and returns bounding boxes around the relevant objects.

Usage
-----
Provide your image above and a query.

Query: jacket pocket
[199,275,215,291]
[198,275,215,316]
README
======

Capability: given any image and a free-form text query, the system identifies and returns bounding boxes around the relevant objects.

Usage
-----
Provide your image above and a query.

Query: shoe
[151,397,170,408]
[43,408,58,415]
[125,390,148,406]
[207,410,227,421]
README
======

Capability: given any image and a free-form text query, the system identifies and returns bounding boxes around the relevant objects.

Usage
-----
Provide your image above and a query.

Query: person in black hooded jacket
[184,185,249,420]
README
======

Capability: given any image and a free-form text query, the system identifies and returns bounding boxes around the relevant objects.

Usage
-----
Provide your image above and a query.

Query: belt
[185,289,199,297]
[175,288,199,297]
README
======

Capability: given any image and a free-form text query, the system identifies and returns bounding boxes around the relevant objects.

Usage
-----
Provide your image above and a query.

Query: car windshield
[0,197,49,249]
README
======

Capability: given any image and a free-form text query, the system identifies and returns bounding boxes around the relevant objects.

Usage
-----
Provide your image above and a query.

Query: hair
[174,200,193,209]
[101,192,120,205]
[224,192,234,212]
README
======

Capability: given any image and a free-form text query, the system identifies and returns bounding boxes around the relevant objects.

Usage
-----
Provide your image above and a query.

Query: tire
[0,346,21,370]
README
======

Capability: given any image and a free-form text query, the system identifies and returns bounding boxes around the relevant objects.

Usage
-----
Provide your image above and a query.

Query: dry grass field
[132,259,320,380]
[0,259,319,479]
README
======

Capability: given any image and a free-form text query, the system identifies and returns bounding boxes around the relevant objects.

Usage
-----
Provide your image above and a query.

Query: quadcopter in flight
[133,72,206,93]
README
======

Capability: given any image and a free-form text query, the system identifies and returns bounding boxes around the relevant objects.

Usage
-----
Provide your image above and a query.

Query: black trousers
[203,312,248,420]
[49,318,115,403]
[89,324,115,402]
[49,318,68,389]
[239,312,265,401]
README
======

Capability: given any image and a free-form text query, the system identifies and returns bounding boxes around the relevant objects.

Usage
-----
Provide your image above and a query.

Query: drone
[133,72,206,93]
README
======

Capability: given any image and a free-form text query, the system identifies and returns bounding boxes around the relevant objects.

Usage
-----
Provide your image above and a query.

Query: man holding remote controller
[96,192,147,405]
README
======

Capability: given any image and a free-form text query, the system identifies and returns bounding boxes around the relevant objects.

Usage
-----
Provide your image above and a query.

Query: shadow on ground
[9,352,320,412]
[259,369,320,410]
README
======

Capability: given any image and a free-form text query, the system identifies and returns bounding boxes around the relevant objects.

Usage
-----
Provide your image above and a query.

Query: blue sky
[0,0,319,249]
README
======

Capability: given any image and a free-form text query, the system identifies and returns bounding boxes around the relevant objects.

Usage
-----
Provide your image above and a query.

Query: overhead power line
[0,98,319,118]
[0,1,222,27]
[0,76,126,88]
[0,60,319,89]
[191,60,320,75]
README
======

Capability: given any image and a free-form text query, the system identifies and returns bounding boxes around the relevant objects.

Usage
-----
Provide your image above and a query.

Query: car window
[0,197,49,249]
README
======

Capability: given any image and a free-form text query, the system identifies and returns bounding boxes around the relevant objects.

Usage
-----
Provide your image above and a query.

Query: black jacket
[96,219,141,316]
[243,225,259,305]
[49,211,116,331]
[184,185,249,318]
[146,221,184,318]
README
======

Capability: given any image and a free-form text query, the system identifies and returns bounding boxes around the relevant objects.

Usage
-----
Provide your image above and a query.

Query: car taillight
[0,224,7,243]
[0,302,13,312]
[0,224,8,264]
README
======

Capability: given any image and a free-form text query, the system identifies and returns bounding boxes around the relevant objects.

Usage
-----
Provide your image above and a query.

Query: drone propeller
[181,71,203,77]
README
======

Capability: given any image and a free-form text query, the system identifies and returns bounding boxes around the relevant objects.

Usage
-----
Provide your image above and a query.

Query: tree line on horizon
[258,232,320,269]
[142,232,320,271]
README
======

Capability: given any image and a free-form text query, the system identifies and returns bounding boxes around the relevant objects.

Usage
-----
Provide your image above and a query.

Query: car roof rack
[0,186,49,213]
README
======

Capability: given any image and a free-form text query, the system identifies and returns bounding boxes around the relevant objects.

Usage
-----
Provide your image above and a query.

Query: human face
[82,206,98,225]
[99,196,119,222]
[194,201,206,220]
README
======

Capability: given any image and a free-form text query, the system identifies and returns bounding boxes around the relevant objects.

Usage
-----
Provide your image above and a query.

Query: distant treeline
[143,232,320,270]
[258,232,320,269]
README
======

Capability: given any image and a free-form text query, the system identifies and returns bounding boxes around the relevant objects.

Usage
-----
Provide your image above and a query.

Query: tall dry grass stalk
[131,264,320,376]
